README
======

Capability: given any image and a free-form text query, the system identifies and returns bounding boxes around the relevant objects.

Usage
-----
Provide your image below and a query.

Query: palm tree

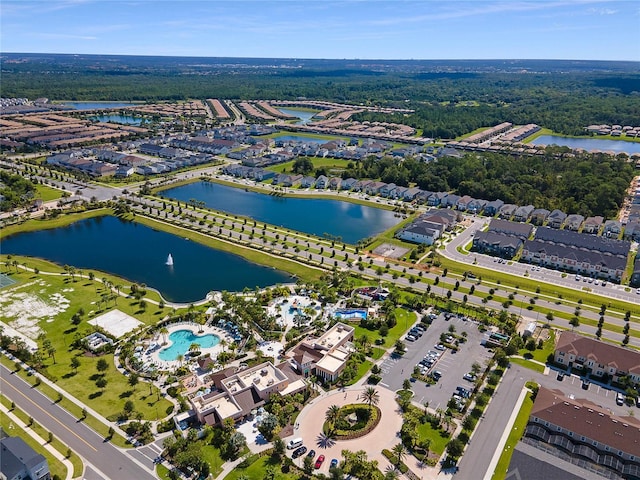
[176,354,184,366]
[189,342,200,355]
[325,404,341,431]
[159,327,169,345]
[391,443,406,467]
[359,387,380,410]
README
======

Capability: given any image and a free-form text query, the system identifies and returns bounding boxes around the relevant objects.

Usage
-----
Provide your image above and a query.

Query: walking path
[0,403,76,480]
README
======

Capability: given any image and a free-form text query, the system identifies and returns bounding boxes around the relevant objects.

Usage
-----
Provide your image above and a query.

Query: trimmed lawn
[201,445,225,478]
[509,357,546,374]
[267,156,352,174]
[224,454,299,480]
[518,330,556,364]
[0,411,68,480]
[353,308,416,348]
[0,262,173,423]
[35,184,65,202]
[492,392,534,480]
[415,421,450,456]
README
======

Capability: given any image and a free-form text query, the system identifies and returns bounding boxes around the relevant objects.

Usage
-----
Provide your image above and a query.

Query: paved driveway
[291,386,403,475]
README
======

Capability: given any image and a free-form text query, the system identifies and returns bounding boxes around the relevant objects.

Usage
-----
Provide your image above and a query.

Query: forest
[328,150,635,219]
[2,54,639,138]
[0,171,36,211]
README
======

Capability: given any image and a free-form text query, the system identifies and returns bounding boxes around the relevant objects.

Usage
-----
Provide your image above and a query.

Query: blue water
[277,108,317,124]
[530,135,640,154]
[159,329,220,361]
[335,309,368,320]
[90,114,143,125]
[65,102,136,110]
[275,135,329,144]
[0,215,291,302]
[161,182,401,244]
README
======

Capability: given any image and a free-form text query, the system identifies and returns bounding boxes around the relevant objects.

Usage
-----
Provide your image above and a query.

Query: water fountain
[166,253,174,266]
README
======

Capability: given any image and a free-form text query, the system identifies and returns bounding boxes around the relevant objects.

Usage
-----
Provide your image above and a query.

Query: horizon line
[2,52,639,63]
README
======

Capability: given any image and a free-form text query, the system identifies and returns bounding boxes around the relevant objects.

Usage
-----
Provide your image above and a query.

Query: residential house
[484,199,504,217]
[583,216,604,234]
[631,257,640,287]
[396,218,445,245]
[534,227,630,257]
[426,192,447,207]
[487,218,533,239]
[364,181,386,196]
[623,221,640,242]
[547,209,567,229]
[379,183,397,198]
[300,176,316,188]
[498,204,517,220]
[279,174,302,187]
[328,177,342,190]
[403,187,422,201]
[564,214,585,231]
[341,178,357,190]
[603,220,622,238]
[441,193,460,209]
[530,208,550,225]
[513,205,535,222]
[525,386,640,479]
[253,169,275,182]
[315,175,329,189]
[0,436,50,480]
[352,179,372,192]
[554,331,640,384]
[456,195,474,211]
[139,143,163,156]
[472,231,523,258]
[467,198,487,214]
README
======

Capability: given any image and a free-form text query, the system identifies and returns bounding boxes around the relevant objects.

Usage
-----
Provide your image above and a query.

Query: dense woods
[337,151,635,218]
[2,54,639,138]
[0,172,36,211]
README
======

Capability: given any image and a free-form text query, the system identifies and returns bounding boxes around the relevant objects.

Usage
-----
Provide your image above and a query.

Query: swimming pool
[159,329,220,361]
[334,309,367,320]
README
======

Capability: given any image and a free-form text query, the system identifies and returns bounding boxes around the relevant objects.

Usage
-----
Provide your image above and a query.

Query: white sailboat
[166,254,174,266]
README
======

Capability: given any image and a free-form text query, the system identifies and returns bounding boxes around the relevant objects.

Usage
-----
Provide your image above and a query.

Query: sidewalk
[0,403,77,480]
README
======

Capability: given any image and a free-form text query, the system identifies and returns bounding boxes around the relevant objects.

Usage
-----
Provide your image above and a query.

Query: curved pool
[159,329,220,361]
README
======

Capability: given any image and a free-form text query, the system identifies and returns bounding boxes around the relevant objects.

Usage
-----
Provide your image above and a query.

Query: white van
[287,437,303,450]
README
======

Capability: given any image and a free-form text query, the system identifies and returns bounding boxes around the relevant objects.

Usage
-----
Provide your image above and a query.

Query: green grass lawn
[267,156,352,174]
[353,308,416,348]
[0,411,68,480]
[200,445,225,477]
[517,330,556,364]
[492,392,534,480]
[224,454,299,480]
[415,421,450,456]
[0,262,173,423]
[35,184,65,202]
[509,357,546,374]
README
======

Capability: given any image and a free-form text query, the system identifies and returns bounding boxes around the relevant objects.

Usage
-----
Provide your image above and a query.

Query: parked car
[292,446,307,458]
[616,392,625,406]
[315,455,325,469]
[434,344,446,351]
[432,370,442,380]
[582,379,590,390]
[556,372,564,381]
[463,373,476,382]
[330,458,339,469]
[406,335,417,342]
[307,449,316,458]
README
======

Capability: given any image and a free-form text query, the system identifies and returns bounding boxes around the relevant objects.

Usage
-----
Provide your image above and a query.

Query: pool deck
[147,323,235,369]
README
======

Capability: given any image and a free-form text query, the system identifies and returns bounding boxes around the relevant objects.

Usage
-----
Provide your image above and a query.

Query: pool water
[159,329,220,361]
[334,310,367,320]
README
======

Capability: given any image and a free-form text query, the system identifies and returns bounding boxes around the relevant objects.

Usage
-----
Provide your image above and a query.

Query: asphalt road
[0,364,156,480]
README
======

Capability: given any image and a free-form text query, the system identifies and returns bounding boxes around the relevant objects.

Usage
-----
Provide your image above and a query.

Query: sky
[1,0,639,61]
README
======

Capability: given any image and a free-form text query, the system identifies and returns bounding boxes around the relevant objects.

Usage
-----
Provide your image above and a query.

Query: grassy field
[266,156,352,174]
[353,308,416,348]
[415,421,450,455]
[509,357,546,373]
[0,261,173,423]
[492,391,534,480]
[35,184,65,202]
[224,454,299,480]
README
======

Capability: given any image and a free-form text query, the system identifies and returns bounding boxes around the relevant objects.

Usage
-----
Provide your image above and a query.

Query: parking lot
[379,312,493,411]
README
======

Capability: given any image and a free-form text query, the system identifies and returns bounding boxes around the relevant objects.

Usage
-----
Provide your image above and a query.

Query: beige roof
[556,332,640,375]
[532,387,640,456]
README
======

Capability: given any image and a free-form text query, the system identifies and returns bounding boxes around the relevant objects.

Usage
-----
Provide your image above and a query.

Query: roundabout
[293,385,404,474]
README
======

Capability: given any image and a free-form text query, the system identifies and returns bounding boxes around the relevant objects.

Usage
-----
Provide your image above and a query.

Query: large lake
[530,135,640,154]
[1,216,291,303]
[277,108,317,124]
[161,182,401,244]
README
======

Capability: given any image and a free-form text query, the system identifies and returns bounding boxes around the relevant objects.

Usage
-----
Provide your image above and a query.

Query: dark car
[556,372,564,381]
[315,455,325,469]
[292,446,307,458]
[307,449,316,458]
[330,458,339,469]
[582,379,590,390]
